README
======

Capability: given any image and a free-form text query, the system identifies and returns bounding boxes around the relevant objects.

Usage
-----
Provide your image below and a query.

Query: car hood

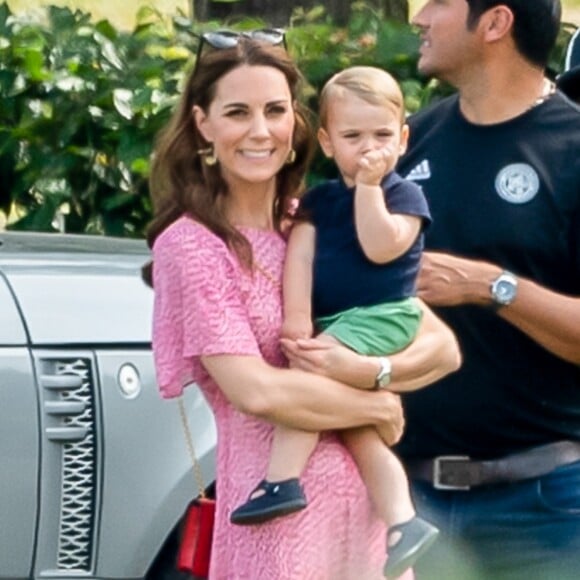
[0,232,154,345]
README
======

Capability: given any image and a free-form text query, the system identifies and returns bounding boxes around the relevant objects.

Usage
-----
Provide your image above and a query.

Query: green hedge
[0,2,575,236]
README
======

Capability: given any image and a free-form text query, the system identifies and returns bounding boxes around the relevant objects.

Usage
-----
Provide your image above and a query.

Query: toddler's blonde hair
[319,66,405,127]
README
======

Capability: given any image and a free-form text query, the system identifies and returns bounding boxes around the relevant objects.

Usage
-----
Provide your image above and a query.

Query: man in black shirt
[396,1,580,578]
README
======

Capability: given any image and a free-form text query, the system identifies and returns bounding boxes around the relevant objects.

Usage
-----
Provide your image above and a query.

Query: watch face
[378,374,390,388]
[493,277,517,304]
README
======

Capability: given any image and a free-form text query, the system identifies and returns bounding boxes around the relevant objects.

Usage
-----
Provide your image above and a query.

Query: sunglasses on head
[194,28,287,72]
[201,28,286,49]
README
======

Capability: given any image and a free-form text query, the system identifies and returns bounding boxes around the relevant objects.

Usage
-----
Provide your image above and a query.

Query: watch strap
[374,357,392,390]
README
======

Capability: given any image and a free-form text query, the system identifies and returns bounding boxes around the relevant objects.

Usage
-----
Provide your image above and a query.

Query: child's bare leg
[230,425,315,525]
[230,366,317,525]
[344,426,440,578]
[342,425,415,527]
[267,425,319,482]
[265,350,321,482]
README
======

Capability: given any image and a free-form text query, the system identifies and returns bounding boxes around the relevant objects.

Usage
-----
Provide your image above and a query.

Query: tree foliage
[0,3,196,235]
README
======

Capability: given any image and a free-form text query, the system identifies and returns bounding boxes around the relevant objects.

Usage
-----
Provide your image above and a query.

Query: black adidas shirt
[396,92,580,459]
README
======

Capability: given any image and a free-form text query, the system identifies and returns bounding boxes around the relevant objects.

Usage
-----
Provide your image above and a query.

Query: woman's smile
[240,148,274,159]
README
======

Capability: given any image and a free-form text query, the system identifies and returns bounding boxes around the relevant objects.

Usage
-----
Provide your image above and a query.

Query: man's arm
[418,251,580,365]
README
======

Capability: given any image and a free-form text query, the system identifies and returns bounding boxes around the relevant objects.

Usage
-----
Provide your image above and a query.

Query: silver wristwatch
[374,357,392,390]
[490,270,518,308]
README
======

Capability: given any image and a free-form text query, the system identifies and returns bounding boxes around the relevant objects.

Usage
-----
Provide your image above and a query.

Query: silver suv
[0,231,216,580]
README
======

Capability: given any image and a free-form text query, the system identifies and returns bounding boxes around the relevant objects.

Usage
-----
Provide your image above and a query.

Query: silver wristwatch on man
[490,270,518,309]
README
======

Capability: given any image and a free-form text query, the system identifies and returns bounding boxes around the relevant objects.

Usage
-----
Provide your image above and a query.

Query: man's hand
[417,251,501,307]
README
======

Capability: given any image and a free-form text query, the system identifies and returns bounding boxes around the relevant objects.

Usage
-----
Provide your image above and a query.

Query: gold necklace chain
[254,262,281,288]
[532,78,556,108]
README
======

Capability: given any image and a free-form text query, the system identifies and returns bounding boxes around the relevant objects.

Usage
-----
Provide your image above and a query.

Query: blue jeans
[410,460,580,580]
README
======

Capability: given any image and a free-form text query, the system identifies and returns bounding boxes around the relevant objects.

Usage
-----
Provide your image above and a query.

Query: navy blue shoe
[384,516,439,579]
[230,478,307,525]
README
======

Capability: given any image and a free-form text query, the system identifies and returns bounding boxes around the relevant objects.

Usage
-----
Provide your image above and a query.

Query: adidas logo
[405,160,431,181]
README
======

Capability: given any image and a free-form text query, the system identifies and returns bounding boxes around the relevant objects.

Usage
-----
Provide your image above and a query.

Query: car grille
[41,357,96,571]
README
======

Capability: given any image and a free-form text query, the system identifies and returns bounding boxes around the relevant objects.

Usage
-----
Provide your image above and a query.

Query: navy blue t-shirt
[396,93,580,459]
[300,171,431,319]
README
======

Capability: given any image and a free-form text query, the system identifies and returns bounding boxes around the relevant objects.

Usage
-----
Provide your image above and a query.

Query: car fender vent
[41,358,96,571]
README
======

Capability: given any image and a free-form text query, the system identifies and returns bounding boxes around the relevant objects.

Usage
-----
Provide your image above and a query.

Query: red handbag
[177,497,216,577]
[176,398,216,579]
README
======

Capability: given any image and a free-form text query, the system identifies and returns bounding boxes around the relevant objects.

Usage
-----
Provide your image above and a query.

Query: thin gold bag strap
[178,397,207,499]
[254,262,280,288]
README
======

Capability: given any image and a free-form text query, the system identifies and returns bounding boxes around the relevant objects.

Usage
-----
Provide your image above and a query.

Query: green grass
[7,0,580,29]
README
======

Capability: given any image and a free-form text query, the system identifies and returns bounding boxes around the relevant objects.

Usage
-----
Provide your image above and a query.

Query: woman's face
[194,64,295,191]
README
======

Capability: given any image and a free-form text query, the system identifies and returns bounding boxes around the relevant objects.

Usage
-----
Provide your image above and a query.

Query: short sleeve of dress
[152,218,261,398]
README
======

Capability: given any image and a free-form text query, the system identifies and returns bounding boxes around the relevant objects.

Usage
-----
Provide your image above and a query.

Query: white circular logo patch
[495,163,540,204]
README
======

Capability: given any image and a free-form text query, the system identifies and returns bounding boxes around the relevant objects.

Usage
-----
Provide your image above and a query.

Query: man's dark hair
[465,0,561,68]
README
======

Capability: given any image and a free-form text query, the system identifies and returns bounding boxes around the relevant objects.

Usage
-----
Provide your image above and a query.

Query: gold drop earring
[197,145,218,166]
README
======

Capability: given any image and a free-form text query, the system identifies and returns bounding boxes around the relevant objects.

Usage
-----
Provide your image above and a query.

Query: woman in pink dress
[146,32,460,579]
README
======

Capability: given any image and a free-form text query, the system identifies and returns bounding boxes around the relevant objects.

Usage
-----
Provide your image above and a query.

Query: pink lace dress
[152,216,390,579]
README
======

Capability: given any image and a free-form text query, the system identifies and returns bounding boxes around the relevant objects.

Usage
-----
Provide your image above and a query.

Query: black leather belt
[405,440,580,491]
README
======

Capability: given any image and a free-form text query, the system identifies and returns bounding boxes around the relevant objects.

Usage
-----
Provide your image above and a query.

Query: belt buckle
[433,455,472,490]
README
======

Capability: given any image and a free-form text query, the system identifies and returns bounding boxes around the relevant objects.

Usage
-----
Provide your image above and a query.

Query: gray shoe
[384,516,439,579]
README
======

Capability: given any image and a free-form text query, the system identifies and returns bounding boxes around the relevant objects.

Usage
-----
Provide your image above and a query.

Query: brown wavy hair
[143,38,315,286]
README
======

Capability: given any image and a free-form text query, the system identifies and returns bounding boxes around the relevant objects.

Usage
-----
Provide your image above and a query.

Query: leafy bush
[0,3,198,235]
[0,2,574,235]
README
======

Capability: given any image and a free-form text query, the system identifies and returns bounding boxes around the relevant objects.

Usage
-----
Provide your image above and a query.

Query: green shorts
[315,297,422,356]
